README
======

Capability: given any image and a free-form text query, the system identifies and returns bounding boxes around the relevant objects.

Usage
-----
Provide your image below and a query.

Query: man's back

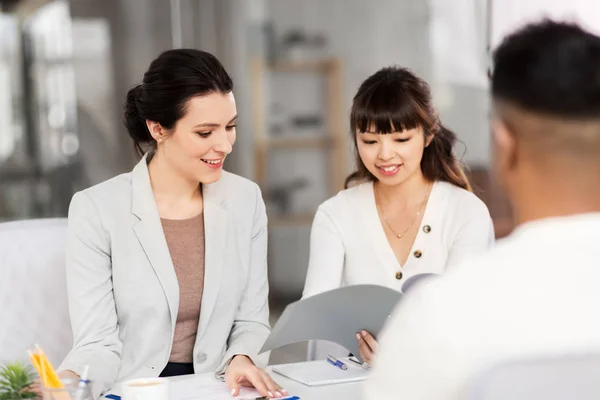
[365,213,600,399]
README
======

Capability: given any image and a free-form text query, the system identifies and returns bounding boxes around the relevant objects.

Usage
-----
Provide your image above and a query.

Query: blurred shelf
[251,57,346,227]
[266,136,331,149]
[269,213,315,227]
[268,59,340,73]
[0,165,38,182]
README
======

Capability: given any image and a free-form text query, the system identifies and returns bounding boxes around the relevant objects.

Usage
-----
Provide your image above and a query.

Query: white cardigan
[303,180,495,297]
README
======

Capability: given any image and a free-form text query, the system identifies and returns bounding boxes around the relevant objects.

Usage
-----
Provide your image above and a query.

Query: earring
[158,137,163,143]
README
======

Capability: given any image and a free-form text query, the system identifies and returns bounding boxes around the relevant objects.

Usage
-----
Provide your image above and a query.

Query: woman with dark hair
[303,66,494,364]
[51,49,285,399]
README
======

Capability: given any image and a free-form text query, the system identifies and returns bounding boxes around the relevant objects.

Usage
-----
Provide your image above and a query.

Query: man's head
[491,19,600,223]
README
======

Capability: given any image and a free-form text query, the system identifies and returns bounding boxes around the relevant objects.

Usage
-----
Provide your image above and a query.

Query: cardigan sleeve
[302,206,346,298]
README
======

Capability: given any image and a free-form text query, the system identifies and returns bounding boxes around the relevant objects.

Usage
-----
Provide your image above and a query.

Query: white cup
[122,377,170,400]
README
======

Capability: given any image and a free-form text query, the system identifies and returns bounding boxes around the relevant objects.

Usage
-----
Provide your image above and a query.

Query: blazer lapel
[131,155,180,329]
[197,179,228,337]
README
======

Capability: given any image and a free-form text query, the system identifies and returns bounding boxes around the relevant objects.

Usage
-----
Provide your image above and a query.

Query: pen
[74,365,89,400]
[348,355,370,370]
[326,355,348,370]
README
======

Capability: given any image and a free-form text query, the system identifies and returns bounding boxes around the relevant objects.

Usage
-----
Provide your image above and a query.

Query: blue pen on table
[105,395,120,400]
[326,355,348,370]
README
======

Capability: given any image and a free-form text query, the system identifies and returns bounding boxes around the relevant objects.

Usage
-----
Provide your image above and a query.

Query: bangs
[351,85,426,134]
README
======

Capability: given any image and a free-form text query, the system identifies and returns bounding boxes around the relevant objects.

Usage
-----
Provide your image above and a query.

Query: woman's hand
[225,355,287,398]
[356,330,378,365]
[26,370,80,398]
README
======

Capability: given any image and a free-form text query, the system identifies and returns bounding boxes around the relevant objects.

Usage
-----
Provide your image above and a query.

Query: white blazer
[59,156,270,399]
[303,180,495,297]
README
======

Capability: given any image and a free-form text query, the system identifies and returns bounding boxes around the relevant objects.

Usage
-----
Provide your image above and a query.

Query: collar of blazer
[130,154,229,337]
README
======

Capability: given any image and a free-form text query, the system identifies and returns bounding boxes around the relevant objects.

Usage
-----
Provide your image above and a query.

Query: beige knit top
[161,212,205,363]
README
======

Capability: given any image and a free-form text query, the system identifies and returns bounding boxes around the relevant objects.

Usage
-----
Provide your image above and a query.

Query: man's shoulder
[401,235,528,317]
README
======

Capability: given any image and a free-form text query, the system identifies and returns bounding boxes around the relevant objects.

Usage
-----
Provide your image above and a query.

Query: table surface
[168,364,365,400]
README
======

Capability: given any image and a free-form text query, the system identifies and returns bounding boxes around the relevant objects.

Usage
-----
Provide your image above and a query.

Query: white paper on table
[272,359,370,386]
[170,375,262,400]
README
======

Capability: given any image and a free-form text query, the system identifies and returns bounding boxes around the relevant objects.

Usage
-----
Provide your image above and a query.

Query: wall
[491,0,600,47]
[267,0,491,168]
[70,0,173,177]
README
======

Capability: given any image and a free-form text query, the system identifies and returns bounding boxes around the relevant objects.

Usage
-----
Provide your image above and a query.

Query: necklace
[376,183,432,239]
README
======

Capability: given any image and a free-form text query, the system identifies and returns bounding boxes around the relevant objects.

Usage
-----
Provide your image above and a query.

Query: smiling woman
[46,49,286,400]
[142,92,238,199]
[347,66,470,191]
[302,65,495,364]
[123,50,237,190]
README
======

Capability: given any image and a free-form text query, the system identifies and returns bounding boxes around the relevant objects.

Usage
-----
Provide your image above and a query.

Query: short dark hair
[124,49,233,156]
[492,19,600,119]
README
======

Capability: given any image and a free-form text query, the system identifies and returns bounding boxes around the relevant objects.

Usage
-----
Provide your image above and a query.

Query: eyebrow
[193,115,238,129]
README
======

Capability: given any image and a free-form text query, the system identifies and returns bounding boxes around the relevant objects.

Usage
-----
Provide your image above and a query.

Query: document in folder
[260,284,402,362]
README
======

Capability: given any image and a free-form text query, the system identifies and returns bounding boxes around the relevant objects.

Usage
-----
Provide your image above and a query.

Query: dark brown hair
[345,66,471,191]
[124,49,233,157]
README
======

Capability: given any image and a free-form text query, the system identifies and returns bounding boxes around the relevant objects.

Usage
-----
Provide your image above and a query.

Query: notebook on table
[272,359,370,386]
